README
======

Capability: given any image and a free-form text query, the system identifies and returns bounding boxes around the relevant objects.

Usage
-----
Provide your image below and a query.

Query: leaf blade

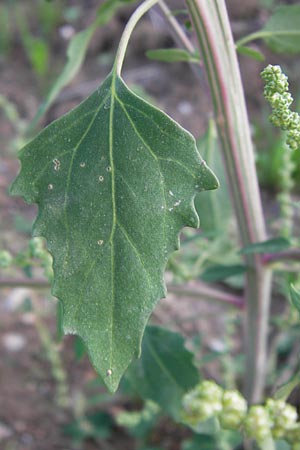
[126,326,199,419]
[240,237,291,255]
[11,72,218,391]
[262,5,300,53]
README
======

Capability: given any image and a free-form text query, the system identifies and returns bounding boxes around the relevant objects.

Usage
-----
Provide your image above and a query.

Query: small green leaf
[200,264,246,282]
[274,372,299,401]
[96,0,136,24]
[126,326,199,419]
[31,0,132,128]
[146,48,200,64]
[263,5,300,53]
[240,237,291,255]
[11,70,217,392]
[236,45,265,61]
[290,284,300,314]
[31,25,96,128]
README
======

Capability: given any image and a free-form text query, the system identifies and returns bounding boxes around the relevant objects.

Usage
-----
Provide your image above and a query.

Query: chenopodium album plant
[9,0,300,440]
[10,0,218,391]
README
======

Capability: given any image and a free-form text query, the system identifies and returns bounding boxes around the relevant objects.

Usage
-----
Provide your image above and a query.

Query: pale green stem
[236,30,299,48]
[185,0,272,403]
[31,296,69,408]
[169,282,244,309]
[114,0,160,76]
[0,277,50,288]
[158,1,195,54]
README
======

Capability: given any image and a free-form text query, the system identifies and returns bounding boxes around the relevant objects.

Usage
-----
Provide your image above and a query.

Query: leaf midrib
[146,337,184,393]
[108,74,117,374]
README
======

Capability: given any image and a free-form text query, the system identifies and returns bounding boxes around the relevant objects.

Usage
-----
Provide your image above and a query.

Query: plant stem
[262,249,300,265]
[0,277,50,289]
[31,295,69,409]
[236,30,298,48]
[169,282,244,309]
[115,0,160,76]
[158,1,195,54]
[0,277,243,307]
[185,0,272,403]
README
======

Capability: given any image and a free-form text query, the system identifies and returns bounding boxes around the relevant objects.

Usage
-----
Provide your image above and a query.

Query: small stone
[0,422,13,442]
[2,333,26,352]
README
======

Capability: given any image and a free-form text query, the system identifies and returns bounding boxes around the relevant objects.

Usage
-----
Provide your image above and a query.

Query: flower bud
[219,390,247,429]
[286,424,300,445]
[261,64,300,150]
[266,398,298,439]
[182,380,223,425]
[244,405,272,442]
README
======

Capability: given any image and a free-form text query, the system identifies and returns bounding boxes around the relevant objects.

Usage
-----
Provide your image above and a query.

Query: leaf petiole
[114,0,160,76]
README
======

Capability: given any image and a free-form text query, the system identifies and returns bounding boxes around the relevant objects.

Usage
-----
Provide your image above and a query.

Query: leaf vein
[114,93,167,282]
[117,221,152,287]
[116,98,189,147]
[63,90,111,267]
[146,338,184,392]
[158,157,196,179]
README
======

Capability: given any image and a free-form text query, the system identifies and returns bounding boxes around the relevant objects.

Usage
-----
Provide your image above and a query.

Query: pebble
[0,422,13,441]
[2,333,26,352]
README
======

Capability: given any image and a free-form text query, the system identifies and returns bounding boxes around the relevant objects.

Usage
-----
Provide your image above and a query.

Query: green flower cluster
[182,380,224,426]
[182,380,300,447]
[0,250,13,268]
[261,64,300,150]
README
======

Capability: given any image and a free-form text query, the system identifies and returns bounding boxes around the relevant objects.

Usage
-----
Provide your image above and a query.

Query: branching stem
[236,30,298,48]
[158,1,195,54]
[185,0,272,403]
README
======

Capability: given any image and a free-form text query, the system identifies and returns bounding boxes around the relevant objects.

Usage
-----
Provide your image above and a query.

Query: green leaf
[200,264,246,282]
[126,326,199,420]
[236,45,265,61]
[10,71,217,392]
[290,284,300,314]
[26,38,49,76]
[262,5,300,53]
[274,372,299,401]
[146,48,200,63]
[96,0,136,24]
[240,237,291,255]
[31,0,132,129]
[31,25,96,128]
